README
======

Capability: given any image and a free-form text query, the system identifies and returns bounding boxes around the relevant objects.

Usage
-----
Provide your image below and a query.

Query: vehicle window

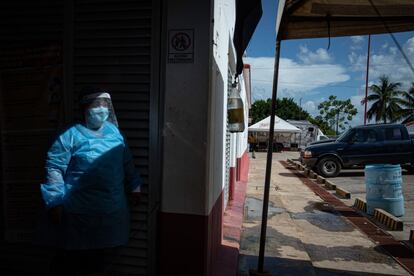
[349,129,378,143]
[366,129,378,142]
[385,128,403,141]
[337,129,353,142]
[353,129,365,143]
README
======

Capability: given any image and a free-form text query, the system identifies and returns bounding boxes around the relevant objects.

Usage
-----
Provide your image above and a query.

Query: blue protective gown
[39,121,141,250]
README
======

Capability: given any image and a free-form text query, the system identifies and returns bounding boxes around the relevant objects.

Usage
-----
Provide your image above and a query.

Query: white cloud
[348,36,414,91]
[348,51,367,72]
[350,94,365,126]
[389,47,398,55]
[297,46,333,64]
[245,55,349,101]
[351,36,364,44]
[350,36,365,51]
[405,37,414,56]
[303,100,317,116]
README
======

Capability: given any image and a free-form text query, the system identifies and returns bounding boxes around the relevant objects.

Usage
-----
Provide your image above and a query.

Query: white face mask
[86,106,109,129]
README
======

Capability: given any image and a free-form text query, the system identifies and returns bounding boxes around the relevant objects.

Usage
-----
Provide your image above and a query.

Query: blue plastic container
[365,164,404,217]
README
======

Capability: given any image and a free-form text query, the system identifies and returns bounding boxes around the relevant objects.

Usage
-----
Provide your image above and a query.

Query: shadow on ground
[238,254,402,276]
[278,172,303,178]
[240,225,395,265]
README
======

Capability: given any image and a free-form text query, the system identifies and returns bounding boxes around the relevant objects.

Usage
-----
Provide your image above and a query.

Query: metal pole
[364,34,371,125]
[336,111,339,136]
[257,39,281,273]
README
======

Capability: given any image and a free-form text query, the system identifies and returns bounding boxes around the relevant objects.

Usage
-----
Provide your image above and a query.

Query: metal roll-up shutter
[0,1,64,274]
[73,1,152,274]
[0,0,64,241]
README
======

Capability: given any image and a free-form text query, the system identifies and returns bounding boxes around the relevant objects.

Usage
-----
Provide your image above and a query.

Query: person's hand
[48,205,63,225]
[130,192,142,206]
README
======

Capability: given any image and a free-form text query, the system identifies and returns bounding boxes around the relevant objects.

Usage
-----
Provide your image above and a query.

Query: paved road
[331,168,414,241]
[282,150,414,241]
[239,152,408,275]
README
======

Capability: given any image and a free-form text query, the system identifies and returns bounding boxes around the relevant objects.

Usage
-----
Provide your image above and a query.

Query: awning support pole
[364,34,371,125]
[256,38,282,274]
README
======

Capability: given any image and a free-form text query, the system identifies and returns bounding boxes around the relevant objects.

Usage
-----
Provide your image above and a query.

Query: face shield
[80,91,118,129]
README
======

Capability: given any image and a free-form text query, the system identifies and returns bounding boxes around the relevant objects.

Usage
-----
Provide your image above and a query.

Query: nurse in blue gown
[38,88,142,275]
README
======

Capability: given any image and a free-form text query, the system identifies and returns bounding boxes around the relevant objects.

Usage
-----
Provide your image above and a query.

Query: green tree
[250,97,309,124]
[318,95,357,135]
[400,82,414,120]
[250,99,271,124]
[276,98,310,121]
[361,75,405,124]
[308,117,336,136]
[250,97,336,135]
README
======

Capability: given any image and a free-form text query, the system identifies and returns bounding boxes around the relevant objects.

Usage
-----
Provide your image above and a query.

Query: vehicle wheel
[317,157,341,178]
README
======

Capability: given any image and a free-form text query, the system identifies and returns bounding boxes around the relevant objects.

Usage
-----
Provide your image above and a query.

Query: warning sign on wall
[168,29,194,63]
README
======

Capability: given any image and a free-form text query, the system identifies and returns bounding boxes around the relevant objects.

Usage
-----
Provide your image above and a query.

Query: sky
[245,0,414,126]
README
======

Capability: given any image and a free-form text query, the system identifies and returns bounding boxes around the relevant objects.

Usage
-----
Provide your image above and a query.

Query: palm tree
[399,82,414,120]
[361,75,406,124]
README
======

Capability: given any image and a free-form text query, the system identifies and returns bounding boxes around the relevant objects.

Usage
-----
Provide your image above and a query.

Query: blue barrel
[365,164,404,217]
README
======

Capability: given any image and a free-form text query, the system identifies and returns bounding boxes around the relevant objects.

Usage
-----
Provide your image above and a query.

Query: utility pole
[364,34,371,125]
[336,111,339,136]
[299,98,302,150]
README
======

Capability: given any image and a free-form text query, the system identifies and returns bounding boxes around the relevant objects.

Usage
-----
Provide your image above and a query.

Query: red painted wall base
[214,177,249,275]
[229,167,236,201]
[159,193,223,276]
[159,151,250,275]
[236,150,249,182]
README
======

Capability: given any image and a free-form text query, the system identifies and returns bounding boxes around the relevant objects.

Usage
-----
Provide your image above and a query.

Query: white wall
[206,0,250,212]
[162,0,213,216]
[206,0,238,213]
[235,75,249,159]
[162,0,249,215]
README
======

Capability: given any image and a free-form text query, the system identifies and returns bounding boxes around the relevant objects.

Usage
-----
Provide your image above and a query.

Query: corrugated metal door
[73,1,154,274]
[0,1,65,274]
[0,1,159,275]
[0,0,64,244]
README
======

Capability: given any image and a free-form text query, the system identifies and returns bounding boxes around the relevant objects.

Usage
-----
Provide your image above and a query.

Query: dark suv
[302,124,413,177]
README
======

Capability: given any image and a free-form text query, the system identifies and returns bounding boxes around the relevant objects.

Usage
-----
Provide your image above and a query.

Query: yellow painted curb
[353,198,367,213]
[324,180,336,190]
[373,208,403,231]
[335,186,351,199]
[309,170,317,179]
[316,175,326,184]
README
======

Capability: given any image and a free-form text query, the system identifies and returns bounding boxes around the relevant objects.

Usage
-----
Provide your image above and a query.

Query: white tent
[248,116,300,133]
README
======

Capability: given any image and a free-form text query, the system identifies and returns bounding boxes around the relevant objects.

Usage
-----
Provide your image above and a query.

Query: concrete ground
[320,164,414,241]
[284,151,414,241]
[238,152,409,276]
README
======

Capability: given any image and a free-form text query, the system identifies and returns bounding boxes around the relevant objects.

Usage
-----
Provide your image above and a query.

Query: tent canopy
[276,0,414,40]
[248,115,301,133]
